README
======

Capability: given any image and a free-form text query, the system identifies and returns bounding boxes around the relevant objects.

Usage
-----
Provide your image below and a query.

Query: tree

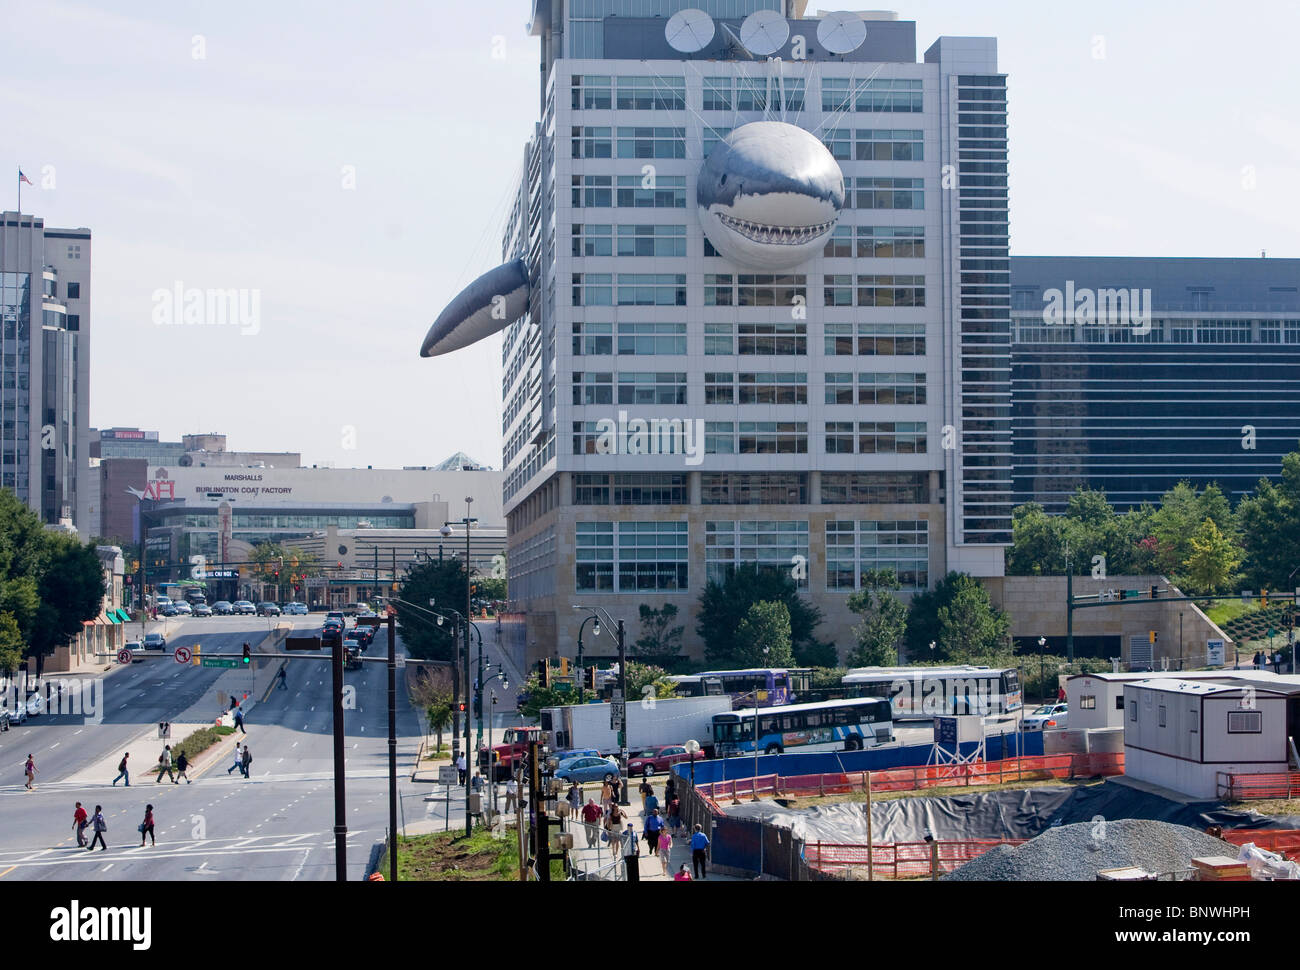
[623,661,679,701]
[846,569,908,667]
[0,612,24,677]
[635,603,684,664]
[28,535,104,670]
[249,541,322,602]
[1236,447,1300,590]
[394,558,471,662]
[696,564,821,667]
[409,669,454,752]
[794,639,839,668]
[733,601,794,668]
[1146,482,1235,582]
[905,572,1009,662]
[1184,518,1243,593]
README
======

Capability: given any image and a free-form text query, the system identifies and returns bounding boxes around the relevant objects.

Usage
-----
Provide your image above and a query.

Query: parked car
[553,755,621,784]
[549,748,602,766]
[143,632,167,651]
[343,603,368,616]
[171,600,192,615]
[1022,703,1068,732]
[212,600,234,615]
[627,744,696,777]
[232,600,256,615]
[256,602,282,616]
[7,703,27,726]
[191,602,213,617]
[283,602,309,615]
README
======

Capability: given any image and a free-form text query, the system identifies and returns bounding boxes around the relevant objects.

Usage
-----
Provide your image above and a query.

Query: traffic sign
[117,648,133,664]
[174,646,192,664]
[610,700,625,731]
[201,657,240,669]
[438,766,459,786]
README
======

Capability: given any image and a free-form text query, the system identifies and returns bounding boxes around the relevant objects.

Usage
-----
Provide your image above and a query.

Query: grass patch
[146,725,235,775]
[388,827,566,881]
[1204,600,1251,628]
[1224,798,1300,818]
[422,744,452,760]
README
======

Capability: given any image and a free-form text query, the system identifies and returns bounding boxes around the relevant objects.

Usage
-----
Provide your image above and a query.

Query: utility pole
[617,618,629,806]
[1065,539,1074,665]
[387,612,398,883]
[331,633,348,881]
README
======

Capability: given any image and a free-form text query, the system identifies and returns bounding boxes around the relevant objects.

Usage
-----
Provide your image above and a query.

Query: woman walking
[605,804,626,859]
[658,829,673,876]
[139,804,155,847]
[88,806,108,851]
[23,754,37,790]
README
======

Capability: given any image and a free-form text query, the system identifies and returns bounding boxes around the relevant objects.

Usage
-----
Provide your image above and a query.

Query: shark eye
[720,174,727,186]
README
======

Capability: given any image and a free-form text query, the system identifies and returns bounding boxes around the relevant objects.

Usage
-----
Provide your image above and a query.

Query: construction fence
[804,838,1028,879]
[1216,772,1300,800]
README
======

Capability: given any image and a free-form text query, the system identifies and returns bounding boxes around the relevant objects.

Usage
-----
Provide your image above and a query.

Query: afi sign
[144,479,175,500]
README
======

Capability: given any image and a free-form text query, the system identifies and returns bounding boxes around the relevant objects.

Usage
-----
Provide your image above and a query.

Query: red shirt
[144,809,154,827]
[581,803,602,823]
[74,807,87,825]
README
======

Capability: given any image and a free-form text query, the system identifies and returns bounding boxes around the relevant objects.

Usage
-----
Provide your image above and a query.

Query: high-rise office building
[0,211,91,529]
[497,3,1010,661]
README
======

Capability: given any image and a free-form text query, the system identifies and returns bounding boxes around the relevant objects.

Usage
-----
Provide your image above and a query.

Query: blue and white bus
[841,666,1022,720]
[668,667,812,708]
[711,697,894,756]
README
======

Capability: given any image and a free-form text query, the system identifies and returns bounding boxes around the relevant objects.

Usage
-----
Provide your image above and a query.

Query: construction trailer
[1068,670,1300,731]
[1122,678,1300,799]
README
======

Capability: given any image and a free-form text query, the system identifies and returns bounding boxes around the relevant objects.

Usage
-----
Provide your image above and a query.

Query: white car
[172,600,192,615]
[1022,703,1068,731]
[9,702,29,725]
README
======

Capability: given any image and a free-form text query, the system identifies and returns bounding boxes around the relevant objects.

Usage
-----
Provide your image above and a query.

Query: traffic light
[241,644,251,665]
[458,702,466,713]
[474,695,483,717]
[1150,585,1159,599]
[536,659,551,688]
[1262,588,1268,607]
[587,666,598,691]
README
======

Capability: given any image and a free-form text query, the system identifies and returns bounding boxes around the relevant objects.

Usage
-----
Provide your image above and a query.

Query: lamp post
[576,614,600,705]
[1038,637,1046,702]
[443,501,477,837]
[574,605,628,805]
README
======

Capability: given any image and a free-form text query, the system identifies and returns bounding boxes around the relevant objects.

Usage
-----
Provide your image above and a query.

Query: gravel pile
[943,819,1236,881]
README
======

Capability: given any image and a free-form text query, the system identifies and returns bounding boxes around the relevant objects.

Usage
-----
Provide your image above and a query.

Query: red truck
[479,725,543,781]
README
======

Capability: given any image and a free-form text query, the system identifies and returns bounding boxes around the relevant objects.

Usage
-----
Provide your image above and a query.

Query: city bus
[841,666,1022,720]
[712,697,894,756]
[667,667,811,708]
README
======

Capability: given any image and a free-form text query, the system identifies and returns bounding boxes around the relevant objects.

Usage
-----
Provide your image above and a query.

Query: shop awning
[112,609,130,623]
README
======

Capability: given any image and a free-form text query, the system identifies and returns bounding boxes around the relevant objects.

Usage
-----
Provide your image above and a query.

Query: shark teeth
[718,213,835,247]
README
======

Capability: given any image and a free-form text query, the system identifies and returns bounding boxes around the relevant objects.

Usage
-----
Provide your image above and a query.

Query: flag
[19,170,33,186]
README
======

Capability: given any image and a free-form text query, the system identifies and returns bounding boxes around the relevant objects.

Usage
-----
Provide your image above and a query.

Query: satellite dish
[817,11,867,54]
[665,8,715,53]
[739,9,789,56]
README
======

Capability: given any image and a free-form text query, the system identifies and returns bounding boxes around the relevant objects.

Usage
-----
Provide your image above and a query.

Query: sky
[4,0,1298,470]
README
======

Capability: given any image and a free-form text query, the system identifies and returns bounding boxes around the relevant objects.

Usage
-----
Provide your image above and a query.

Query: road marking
[0,866,14,879]
[291,847,311,881]
[49,742,59,749]
[292,741,298,748]
[101,863,113,871]
[277,758,283,763]
[73,729,82,736]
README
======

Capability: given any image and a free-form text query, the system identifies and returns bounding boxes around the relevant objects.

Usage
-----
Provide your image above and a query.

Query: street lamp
[576,614,600,704]
[1038,637,1046,702]
[574,604,629,805]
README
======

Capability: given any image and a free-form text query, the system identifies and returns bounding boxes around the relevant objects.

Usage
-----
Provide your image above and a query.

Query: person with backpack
[157,745,175,784]
[139,804,155,847]
[112,752,130,786]
[690,823,710,880]
[73,802,88,846]
[88,805,108,851]
[240,745,252,779]
[174,750,191,784]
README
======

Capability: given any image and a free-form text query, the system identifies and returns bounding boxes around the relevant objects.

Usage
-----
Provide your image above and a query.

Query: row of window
[572,224,687,258]
[570,321,925,358]
[570,471,929,507]
[572,422,927,456]
[575,518,929,593]
[570,370,926,407]
[569,75,925,115]
[568,175,926,211]
[572,273,927,308]
[823,129,924,162]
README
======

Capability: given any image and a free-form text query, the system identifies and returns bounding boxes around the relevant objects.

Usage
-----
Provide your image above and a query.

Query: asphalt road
[0,614,424,882]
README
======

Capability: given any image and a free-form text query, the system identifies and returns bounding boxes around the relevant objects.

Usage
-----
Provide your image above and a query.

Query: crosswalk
[0,830,370,870]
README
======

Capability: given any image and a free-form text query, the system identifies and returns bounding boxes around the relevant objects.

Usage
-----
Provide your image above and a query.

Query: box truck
[539,696,731,759]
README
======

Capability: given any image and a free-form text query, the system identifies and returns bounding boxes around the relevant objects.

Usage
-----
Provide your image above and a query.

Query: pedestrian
[277,666,288,690]
[658,829,673,876]
[240,745,252,779]
[690,823,710,880]
[1056,685,1066,703]
[673,864,692,881]
[471,771,485,796]
[581,798,602,848]
[622,821,639,859]
[566,781,582,817]
[23,753,36,790]
[600,779,613,810]
[174,749,191,784]
[645,807,664,855]
[112,752,130,786]
[233,704,246,735]
[139,804,155,847]
[1274,650,1283,674]
[88,805,108,851]
[73,802,88,847]
[504,776,519,813]
[664,775,677,811]
[227,745,243,775]
[610,774,622,806]
[668,796,682,839]
[605,804,625,859]
[639,777,654,815]
[157,745,175,784]
[456,753,467,786]
[1253,650,1262,670]
[645,789,659,817]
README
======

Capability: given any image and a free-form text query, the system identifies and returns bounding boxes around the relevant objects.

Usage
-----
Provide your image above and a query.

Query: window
[66,281,80,299]
[737,321,806,355]
[704,274,734,307]
[572,371,613,405]
[1189,710,1198,733]
[1128,700,1137,722]
[572,322,612,355]
[615,76,685,111]
[826,520,928,590]
[701,473,807,505]
[825,372,854,405]
[1115,696,1126,711]
[617,322,685,355]
[705,422,735,455]
[823,225,853,257]
[826,421,855,454]
[1158,705,1166,728]
[854,422,927,454]
[617,372,687,405]
[572,175,612,208]
[856,275,926,307]
[617,127,686,159]
[702,126,734,157]
[820,473,928,504]
[1227,710,1262,733]
[616,521,688,591]
[616,274,686,306]
[616,175,686,208]
[822,77,923,113]
[572,224,612,257]
[706,521,810,587]
[855,129,923,161]
[703,77,731,111]
[571,273,612,306]
[1079,695,1096,710]
[823,275,853,307]
[737,274,806,307]
[737,422,807,455]
[576,522,614,591]
[574,473,688,506]
[617,224,686,258]
[735,76,769,111]
[857,372,926,405]
[704,372,733,404]
[704,323,733,355]
[857,226,925,258]
[737,372,807,404]
[571,75,611,110]
[571,126,611,158]
[824,323,926,356]
[854,177,924,210]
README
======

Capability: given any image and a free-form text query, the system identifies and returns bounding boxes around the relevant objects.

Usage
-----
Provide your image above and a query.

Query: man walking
[581,798,602,848]
[456,752,467,786]
[88,805,108,851]
[227,744,243,775]
[157,745,175,784]
[277,666,288,690]
[504,776,518,814]
[174,749,191,784]
[240,745,252,779]
[73,802,88,847]
[112,752,130,786]
[690,823,710,880]
[233,704,246,735]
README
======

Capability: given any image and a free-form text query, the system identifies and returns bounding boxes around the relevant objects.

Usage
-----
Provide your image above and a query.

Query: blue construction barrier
[676,730,1044,786]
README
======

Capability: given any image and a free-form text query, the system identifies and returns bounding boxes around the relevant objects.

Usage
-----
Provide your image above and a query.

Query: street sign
[438,766,459,786]
[611,688,623,702]
[158,721,171,739]
[117,648,133,664]
[1207,639,1225,665]
[284,636,321,651]
[396,654,406,669]
[173,646,192,664]
[610,700,625,731]
[201,657,240,669]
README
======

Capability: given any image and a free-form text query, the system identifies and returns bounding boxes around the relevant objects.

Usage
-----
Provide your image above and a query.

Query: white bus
[712,697,895,756]
[841,665,1023,720]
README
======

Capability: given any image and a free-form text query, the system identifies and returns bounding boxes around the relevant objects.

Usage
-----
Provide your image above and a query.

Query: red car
[627,744,696,778]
